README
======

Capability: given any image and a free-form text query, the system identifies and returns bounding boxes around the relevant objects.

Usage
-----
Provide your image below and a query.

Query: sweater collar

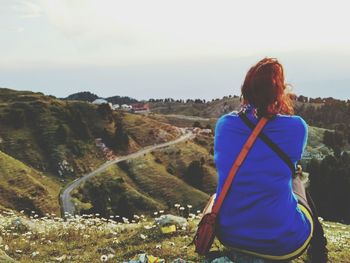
[239,103,258,119]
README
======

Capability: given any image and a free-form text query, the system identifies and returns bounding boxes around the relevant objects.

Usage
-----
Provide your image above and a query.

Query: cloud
[0,0,42,18]
[39,0,350,56]
[0,26,24,33]
[2,0,350,68]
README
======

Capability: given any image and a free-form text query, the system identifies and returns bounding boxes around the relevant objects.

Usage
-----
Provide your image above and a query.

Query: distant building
[193,127,201,134]
[199,129,212,135]
[92,99,109,105]
[121,104,132,111]
[112,104,120,110]
[131,103,150,113]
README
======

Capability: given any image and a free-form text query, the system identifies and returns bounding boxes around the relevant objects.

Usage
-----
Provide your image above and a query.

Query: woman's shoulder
[274,114,308,137]
[217,111,240,122]
[215,111,240,130]
[215,112,308,134]
[274,114,308,131]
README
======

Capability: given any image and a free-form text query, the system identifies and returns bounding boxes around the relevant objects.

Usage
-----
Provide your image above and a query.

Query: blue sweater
[214,106,312,256]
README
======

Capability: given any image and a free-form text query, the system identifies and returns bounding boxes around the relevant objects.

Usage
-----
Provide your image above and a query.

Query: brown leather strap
[212,117,268,214]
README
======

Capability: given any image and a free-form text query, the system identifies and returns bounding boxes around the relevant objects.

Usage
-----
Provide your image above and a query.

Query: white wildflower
[140,234,147,240]
[156,244,162,249]
[179,207,185,211]
[174,204,180,208]
[100,255,108,262]
[31,251,39,257]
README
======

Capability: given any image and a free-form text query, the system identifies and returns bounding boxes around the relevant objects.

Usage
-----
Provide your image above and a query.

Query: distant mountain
[105,95,139,105]
[64,91,140,105]
[65,91,99,102]
[149,96,241,118]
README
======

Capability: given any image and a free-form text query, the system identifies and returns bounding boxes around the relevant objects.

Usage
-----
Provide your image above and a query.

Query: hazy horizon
[1,0,350,100]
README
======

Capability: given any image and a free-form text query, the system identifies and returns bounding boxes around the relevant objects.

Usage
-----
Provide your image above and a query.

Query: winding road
[60,129,194,216]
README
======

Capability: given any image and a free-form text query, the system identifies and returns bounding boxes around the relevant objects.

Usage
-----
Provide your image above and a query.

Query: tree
[323,130,344,157]
[307,153,350,223]
[113,117,129,152]
[193,121,202,128]
[205,124,212,130]
[56,124,70,144]
[97,103,113,121]
[5,109,25,129]
[184,160,204,187]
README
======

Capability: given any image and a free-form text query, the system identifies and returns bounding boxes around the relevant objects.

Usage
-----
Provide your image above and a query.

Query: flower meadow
[0,206,205,262]
[0,208,349,262]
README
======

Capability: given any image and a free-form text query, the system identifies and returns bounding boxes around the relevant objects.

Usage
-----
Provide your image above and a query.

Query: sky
[0,0,350,100]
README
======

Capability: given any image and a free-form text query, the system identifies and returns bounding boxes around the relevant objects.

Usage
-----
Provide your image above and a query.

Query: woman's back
[214,107,312,257]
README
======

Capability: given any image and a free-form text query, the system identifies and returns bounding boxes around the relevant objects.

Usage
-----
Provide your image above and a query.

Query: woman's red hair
[241,57,294,118]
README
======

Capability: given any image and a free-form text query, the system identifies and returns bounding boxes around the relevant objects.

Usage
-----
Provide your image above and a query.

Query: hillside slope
[0,88,181,215]
[149,96,241,118]
[72,136,215,218]
[0,151,60,216]
[0,88,180,178]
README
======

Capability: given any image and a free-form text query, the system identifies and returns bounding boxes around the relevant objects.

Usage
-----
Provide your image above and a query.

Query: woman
[213,58,325,262]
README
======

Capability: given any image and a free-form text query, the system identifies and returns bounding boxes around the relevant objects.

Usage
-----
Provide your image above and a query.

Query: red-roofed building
[131,103,150,112]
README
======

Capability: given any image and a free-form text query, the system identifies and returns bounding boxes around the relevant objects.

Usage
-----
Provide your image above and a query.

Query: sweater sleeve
[292,116,308,162]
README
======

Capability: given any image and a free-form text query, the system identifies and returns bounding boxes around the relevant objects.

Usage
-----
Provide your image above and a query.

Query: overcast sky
[0,0,350,100]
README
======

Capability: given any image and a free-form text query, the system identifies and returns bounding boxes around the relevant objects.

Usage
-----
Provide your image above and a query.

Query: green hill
[0,88,180,215]
[0,88,180,178]
[0,151,60,216]
[72,136,215,218]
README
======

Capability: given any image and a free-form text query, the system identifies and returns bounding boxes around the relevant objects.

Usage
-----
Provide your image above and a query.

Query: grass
[306,126,333,155]
[0,210,349,263]
[122,112,181,147]
[148,113,217,129]
[0,151,60,217]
